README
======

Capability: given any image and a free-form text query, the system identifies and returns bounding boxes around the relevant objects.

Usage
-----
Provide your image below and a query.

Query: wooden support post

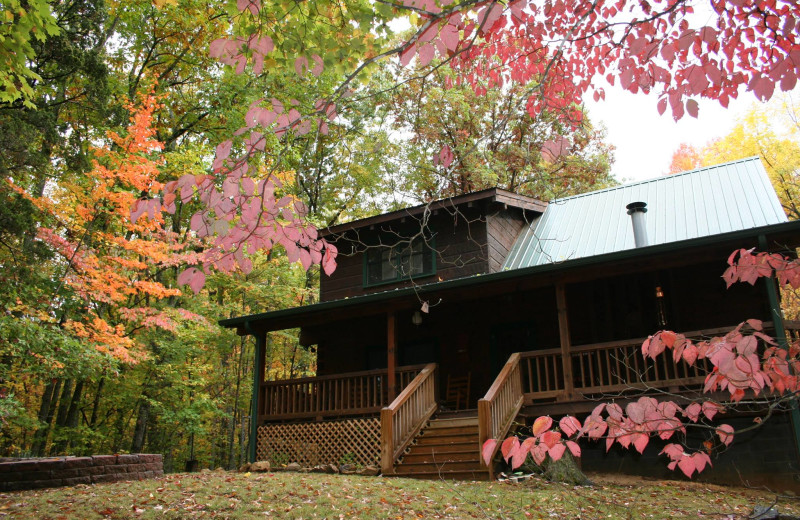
[249,330,266,463]
[556,283,575,400]
[387,312,398,403]
[380,408,394,474]
[758,235,800,461]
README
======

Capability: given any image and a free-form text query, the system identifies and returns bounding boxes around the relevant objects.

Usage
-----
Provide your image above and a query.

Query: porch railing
[259,364,425,422]
[477,353,524,475]
[380,363,438,474]
[519,322,789,403]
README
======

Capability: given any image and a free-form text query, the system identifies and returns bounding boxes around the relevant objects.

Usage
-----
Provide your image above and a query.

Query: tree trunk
[54,379,73,427]
[89,377,104,428]
[131,400,150,453]
[31,378,61,456]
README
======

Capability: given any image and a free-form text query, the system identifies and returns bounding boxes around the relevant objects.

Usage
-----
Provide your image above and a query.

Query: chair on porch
[445,373,471,410]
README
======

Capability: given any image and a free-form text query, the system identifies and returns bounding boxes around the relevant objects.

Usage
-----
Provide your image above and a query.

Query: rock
[214,467,225,472]
[200,468,211,474]
[286,462,302,472]
[357,465,380,476]
[340,464,356,475]
[752,505,779,520]
[250,461,271,472]
[310,465,326,473]
[239,463,252,473]
[325,464,338,474]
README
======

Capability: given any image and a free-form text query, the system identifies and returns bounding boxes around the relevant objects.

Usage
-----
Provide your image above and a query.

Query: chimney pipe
[626,201,648,248]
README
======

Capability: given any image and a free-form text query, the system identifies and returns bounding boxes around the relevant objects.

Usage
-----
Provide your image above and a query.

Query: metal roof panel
[503,157,787,269]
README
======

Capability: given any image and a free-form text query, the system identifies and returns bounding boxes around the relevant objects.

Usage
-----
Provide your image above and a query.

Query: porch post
[387,312,398,403]
[249,330,266,463]
[555,282,575,400]
[758,235,800,461]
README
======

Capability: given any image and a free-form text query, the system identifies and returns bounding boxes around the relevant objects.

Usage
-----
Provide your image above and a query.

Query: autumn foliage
[484,249,800,479]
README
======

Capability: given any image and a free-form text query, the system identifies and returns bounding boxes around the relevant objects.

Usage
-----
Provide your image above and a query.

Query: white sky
[584,88,750,183]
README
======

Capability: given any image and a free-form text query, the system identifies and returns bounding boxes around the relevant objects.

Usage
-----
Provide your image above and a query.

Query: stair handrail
[380,363,438,474]
[478,353,523,473]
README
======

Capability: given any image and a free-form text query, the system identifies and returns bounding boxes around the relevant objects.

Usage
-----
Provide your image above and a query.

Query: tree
[668,143,703,174]
[484,248,800,480]
[384,64,616,202]
[175,0,800,292]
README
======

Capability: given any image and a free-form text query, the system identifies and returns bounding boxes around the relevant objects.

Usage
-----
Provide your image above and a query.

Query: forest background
[1,0,798,473]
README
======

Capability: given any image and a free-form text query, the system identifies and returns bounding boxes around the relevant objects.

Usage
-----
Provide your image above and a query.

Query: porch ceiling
[219,220,800,335]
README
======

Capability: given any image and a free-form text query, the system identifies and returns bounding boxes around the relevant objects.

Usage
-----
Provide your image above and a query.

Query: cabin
[220,157,800,487]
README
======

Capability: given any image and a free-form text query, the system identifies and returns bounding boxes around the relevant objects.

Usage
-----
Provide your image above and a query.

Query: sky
[583,88,751,183]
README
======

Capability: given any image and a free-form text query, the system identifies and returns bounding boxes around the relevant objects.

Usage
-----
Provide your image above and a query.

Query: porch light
[412,311,423,326]
[655,285,667,327]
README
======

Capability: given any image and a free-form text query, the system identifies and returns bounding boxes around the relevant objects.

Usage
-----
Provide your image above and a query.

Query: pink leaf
[559,416,581,437]
[482,439,497,466]
[417,43,435,67]
[399,43,416,67]
[178,267,206,294]
[683,402,701,422]
[440,24,459,52]
[717,424,734,446]
[310,54,324,77]
[702,401,722,420]
[294,56,309,76]
[677,455,697,478]
[548,442,566,461]
[632,433,649,454]
[566,440,581,457]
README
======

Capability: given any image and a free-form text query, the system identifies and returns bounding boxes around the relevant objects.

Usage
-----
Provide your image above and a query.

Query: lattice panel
[257,417,380,467]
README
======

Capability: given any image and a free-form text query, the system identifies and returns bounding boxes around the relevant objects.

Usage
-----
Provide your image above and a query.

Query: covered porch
[219,224,800,478]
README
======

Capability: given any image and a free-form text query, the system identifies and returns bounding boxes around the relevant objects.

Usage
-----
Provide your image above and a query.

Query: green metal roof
[504,157,788,269]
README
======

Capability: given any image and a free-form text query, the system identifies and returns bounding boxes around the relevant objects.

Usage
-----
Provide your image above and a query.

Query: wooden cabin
[220,157,800,486]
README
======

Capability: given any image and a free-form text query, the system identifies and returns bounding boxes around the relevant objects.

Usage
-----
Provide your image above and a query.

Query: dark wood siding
[486,208,527,272]
[319,204,491,302]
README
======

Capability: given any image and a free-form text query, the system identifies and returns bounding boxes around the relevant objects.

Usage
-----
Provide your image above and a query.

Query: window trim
[362,237,437,288]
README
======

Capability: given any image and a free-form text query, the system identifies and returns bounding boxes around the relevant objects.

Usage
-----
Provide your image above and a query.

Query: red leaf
[532,416,553,437]
[677,455,697,478]
[501,436,519,462]
[566,440,581,457]
[632,433,649,454]
[686,99,699,118]
[178,267,206,294]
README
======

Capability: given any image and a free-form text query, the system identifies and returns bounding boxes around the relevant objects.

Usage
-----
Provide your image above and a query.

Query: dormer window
[364,237,436,286]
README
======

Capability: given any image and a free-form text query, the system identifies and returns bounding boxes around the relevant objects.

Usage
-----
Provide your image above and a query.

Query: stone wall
[0,454,164,492]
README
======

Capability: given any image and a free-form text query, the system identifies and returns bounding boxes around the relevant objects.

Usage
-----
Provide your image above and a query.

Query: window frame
[362,236,437,288]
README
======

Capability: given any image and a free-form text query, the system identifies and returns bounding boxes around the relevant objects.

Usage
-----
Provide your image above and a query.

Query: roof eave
[219,219,800,334]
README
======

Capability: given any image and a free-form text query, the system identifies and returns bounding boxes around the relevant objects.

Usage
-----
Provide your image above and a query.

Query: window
[364,237,435,286]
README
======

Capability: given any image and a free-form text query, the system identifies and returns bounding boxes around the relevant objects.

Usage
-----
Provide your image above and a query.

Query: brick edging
[0,454,164,491]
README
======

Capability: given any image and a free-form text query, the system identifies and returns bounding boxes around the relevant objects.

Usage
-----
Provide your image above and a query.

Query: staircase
[392,411,488,480]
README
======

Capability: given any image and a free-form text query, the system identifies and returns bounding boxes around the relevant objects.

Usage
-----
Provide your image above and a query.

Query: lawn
[0,470,797,519]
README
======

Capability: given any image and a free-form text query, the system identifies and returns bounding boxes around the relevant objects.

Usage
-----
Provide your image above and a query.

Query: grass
[0,470,798,519]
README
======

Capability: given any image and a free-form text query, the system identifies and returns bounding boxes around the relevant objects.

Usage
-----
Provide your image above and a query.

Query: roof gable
[504,157,788,269]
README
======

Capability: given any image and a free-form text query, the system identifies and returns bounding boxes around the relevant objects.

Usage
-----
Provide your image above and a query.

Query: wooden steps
[391,412,489,481]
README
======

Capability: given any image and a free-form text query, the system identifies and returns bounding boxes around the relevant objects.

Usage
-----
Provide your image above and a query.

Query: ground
[0,470,797,519]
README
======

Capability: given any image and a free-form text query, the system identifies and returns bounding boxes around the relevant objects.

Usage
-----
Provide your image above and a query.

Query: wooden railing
[478,353,524,475]
[259,364,425,422]
[519,322,787,403]
[380,363,438,474]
